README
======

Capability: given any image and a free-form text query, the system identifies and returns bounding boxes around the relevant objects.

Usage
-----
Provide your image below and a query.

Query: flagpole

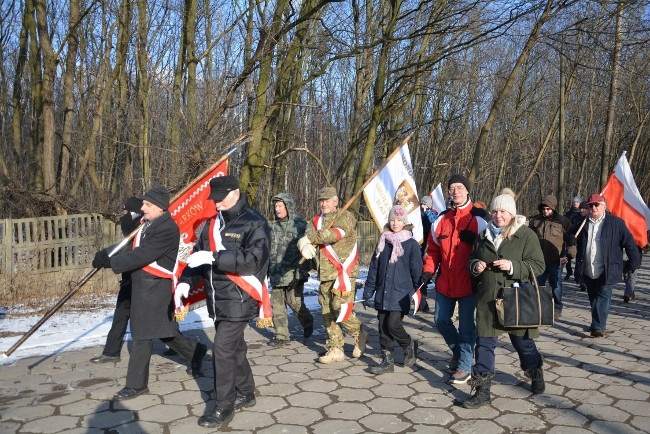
[1,134,251,358]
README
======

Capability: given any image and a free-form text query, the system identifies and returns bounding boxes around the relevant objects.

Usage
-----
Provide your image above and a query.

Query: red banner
[170,161,228,313]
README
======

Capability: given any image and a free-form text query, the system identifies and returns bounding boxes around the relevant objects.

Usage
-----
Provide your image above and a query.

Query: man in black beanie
[92,187,207,401]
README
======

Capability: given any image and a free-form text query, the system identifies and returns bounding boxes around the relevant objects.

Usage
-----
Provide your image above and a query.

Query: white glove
[297,236,316,260]
[174,282,191,308]
[187,250,215,268]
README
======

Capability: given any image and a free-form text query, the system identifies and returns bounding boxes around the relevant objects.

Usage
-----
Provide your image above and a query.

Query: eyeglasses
[587,203,602,208]
[448,186,466,193]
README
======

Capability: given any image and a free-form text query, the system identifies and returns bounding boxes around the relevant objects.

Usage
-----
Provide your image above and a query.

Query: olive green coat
[468,215,545,338]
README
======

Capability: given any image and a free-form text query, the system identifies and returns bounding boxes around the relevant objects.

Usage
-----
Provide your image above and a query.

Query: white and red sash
[208,216,273,326]
[313,213,358,294]
[133,225,177,286]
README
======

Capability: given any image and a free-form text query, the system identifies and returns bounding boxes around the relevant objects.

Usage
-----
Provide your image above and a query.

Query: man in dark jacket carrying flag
[177,176,272,429]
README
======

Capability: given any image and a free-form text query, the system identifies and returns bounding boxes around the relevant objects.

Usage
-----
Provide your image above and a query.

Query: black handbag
[495,262,554,328]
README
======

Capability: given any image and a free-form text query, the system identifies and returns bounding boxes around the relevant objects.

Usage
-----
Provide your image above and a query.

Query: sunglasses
[587,203,602,208]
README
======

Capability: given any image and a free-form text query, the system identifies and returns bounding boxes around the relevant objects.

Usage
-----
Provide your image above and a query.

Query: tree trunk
[469,0,556,189]
[600,1,623,187]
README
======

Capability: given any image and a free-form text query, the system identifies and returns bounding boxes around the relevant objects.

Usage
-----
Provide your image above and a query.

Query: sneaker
[318,347,345,364]
[623,294,635,303]
[554,311,562,320]
[448,356,460,372]
[450,370,471,384]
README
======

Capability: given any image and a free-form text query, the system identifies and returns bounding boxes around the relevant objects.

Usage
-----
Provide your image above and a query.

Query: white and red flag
[430,183,447,215]
[411,288,422,315]
[170,160,227,318]
[362,143,423,243]
[601,152,650,248]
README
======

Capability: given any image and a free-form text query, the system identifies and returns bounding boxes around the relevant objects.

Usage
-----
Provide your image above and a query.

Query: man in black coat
[572,194,640,338]
[92,187,207,401]
[178,176,271,429]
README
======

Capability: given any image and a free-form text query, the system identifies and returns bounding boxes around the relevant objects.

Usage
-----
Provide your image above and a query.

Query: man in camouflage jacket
[268,193,314,346]
[298,187,367,364]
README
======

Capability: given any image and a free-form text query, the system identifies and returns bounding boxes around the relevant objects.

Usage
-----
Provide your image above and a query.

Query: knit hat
[491,194,517,217]
[579,201,588,209]
[420,196,433,208]
[388,205,409,224]
[208,176,239,201]
[142,187,170,210]
[447,174,470,191]
[123,197,143,213]
[572,196,582,203]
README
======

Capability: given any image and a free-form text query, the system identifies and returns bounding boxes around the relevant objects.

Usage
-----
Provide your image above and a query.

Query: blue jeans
[434,292,476,373]
[537,263,563,312]
[584,274,613,331]
[473,333,542,375]
[623,269,637,297]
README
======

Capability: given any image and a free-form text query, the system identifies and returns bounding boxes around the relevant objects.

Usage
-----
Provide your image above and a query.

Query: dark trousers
[213,320,255,410]
[584,274,613,331]
[125,327,197,389]
[473,332,542,375]
[377,310,411,351]
[103,283,131,357]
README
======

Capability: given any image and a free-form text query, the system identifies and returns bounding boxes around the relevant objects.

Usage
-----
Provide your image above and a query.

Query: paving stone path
[1,263,649,433]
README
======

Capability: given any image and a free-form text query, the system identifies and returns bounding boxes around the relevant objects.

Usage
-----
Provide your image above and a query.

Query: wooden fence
[0,215,381,299]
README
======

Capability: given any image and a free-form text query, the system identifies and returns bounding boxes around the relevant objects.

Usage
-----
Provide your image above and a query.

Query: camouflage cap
[318,186,337,200]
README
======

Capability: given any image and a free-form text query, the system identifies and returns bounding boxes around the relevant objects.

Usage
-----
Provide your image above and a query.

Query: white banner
[363,144,423,243]
[430,183,447,216]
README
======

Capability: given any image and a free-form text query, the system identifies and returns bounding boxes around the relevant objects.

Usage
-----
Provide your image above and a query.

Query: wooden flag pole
[1,134,251,358]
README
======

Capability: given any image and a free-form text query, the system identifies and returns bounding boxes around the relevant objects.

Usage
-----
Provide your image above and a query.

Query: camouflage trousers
[318,280,362,349]
[270,283,314,341]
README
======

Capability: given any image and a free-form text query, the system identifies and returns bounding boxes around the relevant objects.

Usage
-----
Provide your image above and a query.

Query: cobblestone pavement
[1,264,649,434]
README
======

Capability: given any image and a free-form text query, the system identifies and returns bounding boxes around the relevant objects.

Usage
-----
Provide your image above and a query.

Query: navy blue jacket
[574,212,640,285]
[363,235,422,313]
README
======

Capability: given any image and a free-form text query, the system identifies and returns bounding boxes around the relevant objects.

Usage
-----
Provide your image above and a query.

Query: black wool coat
[109,212,180,340]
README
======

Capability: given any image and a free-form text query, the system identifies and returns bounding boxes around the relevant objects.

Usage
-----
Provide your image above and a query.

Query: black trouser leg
[103,286,131,357]
[213,321,254,410]
[160,326,196,362]
[125,339,152,390]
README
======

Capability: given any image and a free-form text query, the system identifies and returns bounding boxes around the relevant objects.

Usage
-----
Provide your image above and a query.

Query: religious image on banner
[394,180,419,214]
[363,143,423,243]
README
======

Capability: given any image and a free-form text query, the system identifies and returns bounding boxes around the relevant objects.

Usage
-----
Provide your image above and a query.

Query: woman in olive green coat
[462,192,546,409]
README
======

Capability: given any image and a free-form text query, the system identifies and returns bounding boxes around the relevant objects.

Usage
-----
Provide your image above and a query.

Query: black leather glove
[567,235,578,246]
[419,272,433,287]
[362,297,373,310]
[459,229,476,244]
[92,250,111,269]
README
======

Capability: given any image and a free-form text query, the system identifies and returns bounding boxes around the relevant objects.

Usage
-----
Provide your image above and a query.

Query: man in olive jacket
[178,176,271,429]
[93,187,207,401]
[298,186,367,364]
[268,192,314,346]
[529,195,572,318]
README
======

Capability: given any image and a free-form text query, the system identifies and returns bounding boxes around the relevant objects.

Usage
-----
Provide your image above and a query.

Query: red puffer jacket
[423,201,488,298]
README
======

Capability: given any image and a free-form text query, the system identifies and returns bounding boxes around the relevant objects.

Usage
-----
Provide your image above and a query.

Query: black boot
[403,339,418,367]
[461,373,493,409]
[370,350,394,375]
[197,406,234,428]
[525,363,545,394]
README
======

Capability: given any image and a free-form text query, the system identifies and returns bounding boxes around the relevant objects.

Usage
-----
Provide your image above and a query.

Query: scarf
[488,222,503,239]
[375,229,412,263]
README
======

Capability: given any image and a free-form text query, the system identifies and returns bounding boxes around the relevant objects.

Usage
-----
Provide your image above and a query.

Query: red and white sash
[208,216,273,324]
[133,225,177,286]
[313,213,358,294]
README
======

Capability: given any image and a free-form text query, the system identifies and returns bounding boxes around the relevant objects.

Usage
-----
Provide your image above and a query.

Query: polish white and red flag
[601,151,650,248]
[411,288,422,315]
[429,183,447,215]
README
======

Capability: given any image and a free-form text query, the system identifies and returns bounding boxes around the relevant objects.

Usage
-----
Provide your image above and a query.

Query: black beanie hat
[123,197,143,213]
[141,187,170,210]
[447,174,470,191]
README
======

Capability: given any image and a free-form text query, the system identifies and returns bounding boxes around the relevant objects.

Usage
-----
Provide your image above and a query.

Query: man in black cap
[92,187,207,401]
[177,176,271,429]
